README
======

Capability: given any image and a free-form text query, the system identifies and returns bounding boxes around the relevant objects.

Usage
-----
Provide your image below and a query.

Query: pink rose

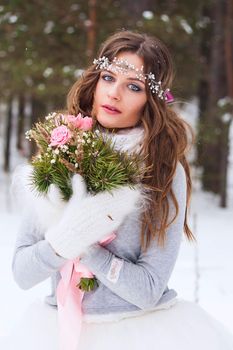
[50,125,71,146]
[66,113,83,128]
[79,116,93,131]
[66,113,93,131]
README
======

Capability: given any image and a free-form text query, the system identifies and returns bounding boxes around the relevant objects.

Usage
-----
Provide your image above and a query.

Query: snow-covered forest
[0,0,233,342]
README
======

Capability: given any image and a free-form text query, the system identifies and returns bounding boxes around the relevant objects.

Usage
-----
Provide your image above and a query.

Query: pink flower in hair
[165,90,174,103]
[50,125,71,146]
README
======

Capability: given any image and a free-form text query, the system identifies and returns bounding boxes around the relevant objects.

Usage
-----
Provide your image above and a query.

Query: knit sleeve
[12,210,67,290]
[80,163,186,310]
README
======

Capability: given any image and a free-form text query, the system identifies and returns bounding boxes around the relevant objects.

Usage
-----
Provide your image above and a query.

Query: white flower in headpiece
[93,56,172,101]
[93,56,110,70]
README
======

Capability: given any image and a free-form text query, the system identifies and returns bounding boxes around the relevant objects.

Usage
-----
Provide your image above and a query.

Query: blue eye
[128,84,141,92]
[101,74,114,82]
[100,74,142,92]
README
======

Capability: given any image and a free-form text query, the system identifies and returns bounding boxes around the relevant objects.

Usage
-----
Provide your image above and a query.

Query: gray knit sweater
[12,162,186,317]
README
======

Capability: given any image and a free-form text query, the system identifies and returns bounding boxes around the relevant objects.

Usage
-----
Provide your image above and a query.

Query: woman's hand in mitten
[11,164,66,229]
[45,174,142,259]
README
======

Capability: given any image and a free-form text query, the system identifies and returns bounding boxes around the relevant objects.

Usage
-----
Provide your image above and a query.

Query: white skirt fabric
[1,298,233,350]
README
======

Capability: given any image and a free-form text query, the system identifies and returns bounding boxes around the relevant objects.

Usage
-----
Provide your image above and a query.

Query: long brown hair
[67,30,195,249]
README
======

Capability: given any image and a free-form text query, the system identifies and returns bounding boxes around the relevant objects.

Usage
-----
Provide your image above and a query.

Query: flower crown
[93,56,174,102]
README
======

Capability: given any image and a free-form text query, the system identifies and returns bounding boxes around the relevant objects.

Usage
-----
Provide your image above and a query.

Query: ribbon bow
[57,233,116,350]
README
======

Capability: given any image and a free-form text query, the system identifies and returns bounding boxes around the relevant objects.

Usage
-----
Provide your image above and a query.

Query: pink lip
[101,105,121,114]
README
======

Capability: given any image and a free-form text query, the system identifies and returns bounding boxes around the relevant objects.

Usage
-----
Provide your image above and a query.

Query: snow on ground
[171,190,233,332]
[0,99,233,338]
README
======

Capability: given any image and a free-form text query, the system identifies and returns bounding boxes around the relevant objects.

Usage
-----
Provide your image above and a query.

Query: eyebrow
[127,77,145,85]
[101,70,145,85]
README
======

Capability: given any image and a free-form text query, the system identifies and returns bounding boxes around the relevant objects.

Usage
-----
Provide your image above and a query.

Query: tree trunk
[4,98,13,172]
[86,0,97,61]
[220,0,233,207]
[219,122,230,207]
[30,96,46,158]
[16,94,25,151]
[224,0,233,98]
[198,0,227,196]
[196,4,211,169]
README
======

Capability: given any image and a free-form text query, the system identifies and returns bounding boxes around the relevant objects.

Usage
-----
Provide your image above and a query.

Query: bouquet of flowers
[26,112,144,200]
[25,111,144,291]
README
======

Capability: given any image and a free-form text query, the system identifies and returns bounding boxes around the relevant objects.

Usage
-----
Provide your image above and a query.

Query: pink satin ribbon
[57,233,116,350]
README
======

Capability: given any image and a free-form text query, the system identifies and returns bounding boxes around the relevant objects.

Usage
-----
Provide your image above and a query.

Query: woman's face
[93,52,147,129]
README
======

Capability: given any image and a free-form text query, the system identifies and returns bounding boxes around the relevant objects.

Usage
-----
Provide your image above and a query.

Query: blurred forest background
[0,0,233,207]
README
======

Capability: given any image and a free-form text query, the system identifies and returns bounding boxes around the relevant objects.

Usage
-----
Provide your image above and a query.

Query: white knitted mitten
[45,174,142,259]
[11,164,66,230]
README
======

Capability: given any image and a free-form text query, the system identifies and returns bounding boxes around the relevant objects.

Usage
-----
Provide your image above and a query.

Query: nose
[107,83,121,101]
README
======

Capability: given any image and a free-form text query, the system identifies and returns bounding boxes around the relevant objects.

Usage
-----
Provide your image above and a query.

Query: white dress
[1,298,233,350]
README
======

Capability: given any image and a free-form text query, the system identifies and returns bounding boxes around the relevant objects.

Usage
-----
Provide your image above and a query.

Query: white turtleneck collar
[99,126,145,154]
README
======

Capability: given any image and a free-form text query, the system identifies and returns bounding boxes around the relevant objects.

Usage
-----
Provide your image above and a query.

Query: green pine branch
[77,277,99,292]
